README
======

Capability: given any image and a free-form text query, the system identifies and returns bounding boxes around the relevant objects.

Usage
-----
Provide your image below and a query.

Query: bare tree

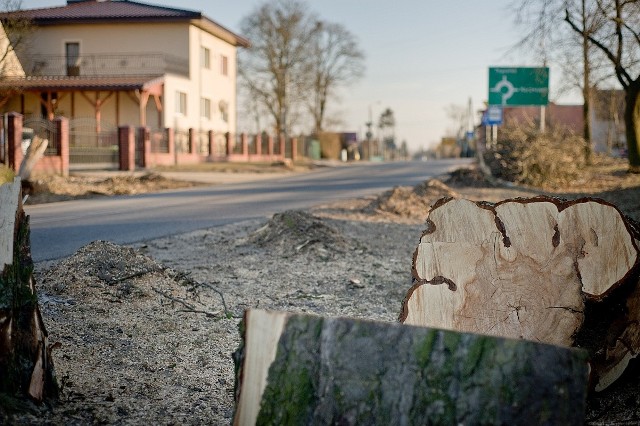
[307,21,364,134]
[378,107,396,156]
[0,1,30,72]
[0,0,32,107]
[510,0,602,164]
[444,103,467,138]
[564,0,640,172]
[511,0,640,171]
[238,0,321,138]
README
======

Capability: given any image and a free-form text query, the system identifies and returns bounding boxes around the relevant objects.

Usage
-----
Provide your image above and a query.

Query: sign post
[488,67,549,106]
[488,67,549,133]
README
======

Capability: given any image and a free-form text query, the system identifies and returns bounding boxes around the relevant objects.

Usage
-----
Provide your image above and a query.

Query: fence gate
[23,117,59,156]
[68,117,118,169]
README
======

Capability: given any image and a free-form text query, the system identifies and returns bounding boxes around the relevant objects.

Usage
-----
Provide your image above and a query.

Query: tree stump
[0,177,57,403]
[399,196,640,391]
[233,309,589,425]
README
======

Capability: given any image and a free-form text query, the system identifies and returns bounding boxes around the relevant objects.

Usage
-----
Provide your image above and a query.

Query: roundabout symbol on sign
[490,76,516,105]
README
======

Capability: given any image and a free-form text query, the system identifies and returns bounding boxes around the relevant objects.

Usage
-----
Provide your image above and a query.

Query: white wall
[9,20,240,136]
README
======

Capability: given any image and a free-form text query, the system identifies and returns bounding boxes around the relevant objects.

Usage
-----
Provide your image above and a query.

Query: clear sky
[25,0,580,151]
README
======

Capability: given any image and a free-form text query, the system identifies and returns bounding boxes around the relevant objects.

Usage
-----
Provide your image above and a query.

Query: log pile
[233,309,589,425]
[0,177,57,402]
[400,196,640,391]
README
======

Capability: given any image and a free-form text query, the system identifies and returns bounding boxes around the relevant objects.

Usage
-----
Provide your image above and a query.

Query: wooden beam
[79,91,114,132]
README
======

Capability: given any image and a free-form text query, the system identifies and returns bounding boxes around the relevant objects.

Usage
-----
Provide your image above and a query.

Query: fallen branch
[152,287,196,311]
[171,270,235,319]
[152,286,228,319]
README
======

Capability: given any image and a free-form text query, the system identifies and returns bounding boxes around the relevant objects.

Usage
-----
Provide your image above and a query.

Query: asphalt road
[26,158,472,262]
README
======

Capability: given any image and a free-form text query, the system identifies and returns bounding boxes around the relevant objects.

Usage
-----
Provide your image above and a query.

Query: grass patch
[0,165,15,185]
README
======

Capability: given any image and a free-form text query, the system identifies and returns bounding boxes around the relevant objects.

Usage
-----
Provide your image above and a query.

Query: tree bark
[233,309,589,425]
[624,82,640,172]
[0,178,57,403]
[400,196,640,391]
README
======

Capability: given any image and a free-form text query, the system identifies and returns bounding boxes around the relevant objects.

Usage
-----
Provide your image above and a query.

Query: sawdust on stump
[247,210,354,258]
[366,178,459,220]
[444,167,496,187]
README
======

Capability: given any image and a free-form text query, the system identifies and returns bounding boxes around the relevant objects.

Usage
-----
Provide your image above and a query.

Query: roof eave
[193,17,250,48]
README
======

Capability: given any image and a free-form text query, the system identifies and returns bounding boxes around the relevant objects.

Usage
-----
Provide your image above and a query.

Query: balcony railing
[21,53,189,78]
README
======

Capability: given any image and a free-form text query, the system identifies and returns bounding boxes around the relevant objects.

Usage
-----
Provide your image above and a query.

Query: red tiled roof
[0,75,164,92]
[1,1,250,47]
[10,1,201,22]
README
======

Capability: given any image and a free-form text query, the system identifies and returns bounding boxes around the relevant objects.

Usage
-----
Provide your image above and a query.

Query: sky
[25,0,581,152]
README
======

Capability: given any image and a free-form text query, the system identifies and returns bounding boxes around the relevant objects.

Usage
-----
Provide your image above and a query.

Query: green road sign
[488,67,549,106]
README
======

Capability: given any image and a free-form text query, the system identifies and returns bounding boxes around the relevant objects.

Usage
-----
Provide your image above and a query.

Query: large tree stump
[0,177,57,403]
[233,309,589,425]
[399,196,640,391]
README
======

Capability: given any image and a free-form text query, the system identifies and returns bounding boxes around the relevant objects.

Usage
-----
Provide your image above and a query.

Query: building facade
[0,0,249,138]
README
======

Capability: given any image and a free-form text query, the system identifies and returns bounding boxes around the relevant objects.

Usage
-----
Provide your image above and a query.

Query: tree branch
[564,7,632,87]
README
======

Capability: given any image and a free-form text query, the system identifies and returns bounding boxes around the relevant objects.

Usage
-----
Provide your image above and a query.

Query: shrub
[483,122,588,188]
[0,164,14,185]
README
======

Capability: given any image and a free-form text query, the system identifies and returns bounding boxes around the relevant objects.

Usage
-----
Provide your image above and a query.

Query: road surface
[26,159,471,262]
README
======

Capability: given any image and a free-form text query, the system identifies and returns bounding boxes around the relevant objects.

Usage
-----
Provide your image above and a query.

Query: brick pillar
[254,133,261,156]
[138,127,150,168]
[54,116,69,177]
[166,127,175,162]
[241,133,248,157]
[6,112,23,173]
[279,135,286,157]
[188,128,196,155]
[291,137,297,161]
[118,126,135,171]
[267,135,274,156]
[226,132,233,156]
[208,130,215,158]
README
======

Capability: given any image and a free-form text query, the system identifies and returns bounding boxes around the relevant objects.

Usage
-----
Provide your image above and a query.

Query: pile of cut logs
[234,196,640,425]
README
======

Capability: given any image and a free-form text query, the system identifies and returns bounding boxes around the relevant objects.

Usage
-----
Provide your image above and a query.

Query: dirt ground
[3,155,640,424]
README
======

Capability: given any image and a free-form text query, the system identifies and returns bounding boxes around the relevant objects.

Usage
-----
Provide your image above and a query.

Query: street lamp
[367,101,380,160]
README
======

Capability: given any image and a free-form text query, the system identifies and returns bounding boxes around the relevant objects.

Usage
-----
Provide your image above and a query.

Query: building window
[200,46,210,69]
[176,91,187,115]
[65,42,80,76]
[219,100,229,123]
[201,97,211,119]
[220,55,228,76]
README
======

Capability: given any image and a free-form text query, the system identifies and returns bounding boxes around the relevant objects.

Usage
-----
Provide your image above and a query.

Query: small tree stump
[0,177,57,402]
[233,309,589,425]
[399,196,640,391]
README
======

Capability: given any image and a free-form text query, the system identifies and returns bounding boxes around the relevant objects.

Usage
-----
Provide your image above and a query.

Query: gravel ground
[3,156,640,424]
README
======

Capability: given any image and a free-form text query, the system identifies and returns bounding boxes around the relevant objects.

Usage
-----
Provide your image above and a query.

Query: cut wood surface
[233,309,589,425]
[18,135,48,181]
[399,196,640,391]
[0,177,57,402]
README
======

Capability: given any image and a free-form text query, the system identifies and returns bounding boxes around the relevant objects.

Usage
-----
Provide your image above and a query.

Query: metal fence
[23,116,59,156]
[197,131,209,155]
[23,53,189,77]
[150,128,169,153]
[213,132,227,157]
[174,129,189,154]
[68,117,118,169]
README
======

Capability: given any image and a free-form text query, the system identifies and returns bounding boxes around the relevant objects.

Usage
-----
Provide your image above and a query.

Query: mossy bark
[0,179,57,403]
[234,310,589,425]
